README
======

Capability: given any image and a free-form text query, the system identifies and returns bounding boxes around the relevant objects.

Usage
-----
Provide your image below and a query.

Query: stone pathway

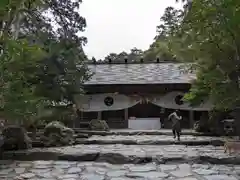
[2,130,240,179]
[0,160,239,180]
[88,135,224,141]
[75,129,203,136]
[3,144,240,165]
[112,129,195,133]
[75,135,226,146]
[9,144,236,159]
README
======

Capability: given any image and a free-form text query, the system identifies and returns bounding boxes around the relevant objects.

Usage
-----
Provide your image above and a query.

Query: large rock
[42,121,75,147]
[44,121,65,136]
[89,119,109,131]
[1,125,32,151]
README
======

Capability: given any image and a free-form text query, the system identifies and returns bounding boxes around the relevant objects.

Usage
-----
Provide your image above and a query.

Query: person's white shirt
[168,112,182,121]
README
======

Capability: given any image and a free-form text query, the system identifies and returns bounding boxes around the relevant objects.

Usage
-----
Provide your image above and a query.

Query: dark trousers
[160,116,164,128]
[172,128,181,140]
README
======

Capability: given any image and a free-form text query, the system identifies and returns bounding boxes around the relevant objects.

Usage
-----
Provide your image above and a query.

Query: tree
[143,7,184,62]
[103,49,143,63]
[0,0,48,122]
[128,48,143,62]
[21,0,90,108]
[0,0,90,123]
[104,53,118,62]
[116,51,128,62]
[170,0,240,111]
[144,40,177,62]
[166,0,240,135]
[156,7,184,39]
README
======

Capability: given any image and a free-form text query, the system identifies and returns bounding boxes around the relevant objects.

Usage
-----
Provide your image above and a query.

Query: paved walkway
[112,129,195,133]
[13,144,233,158]
[76,135,224,146]
[87,135,224,142]
[0,160,239,180]
[76,129,204,136]
[3,144,240,165]
[2,130,240,179]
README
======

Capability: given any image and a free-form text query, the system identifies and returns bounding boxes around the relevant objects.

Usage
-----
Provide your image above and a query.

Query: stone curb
[74,130,213,136]
[29,129,228,138]
[2,151,240,165]
[30,139,224,148]
[73,139,224,146]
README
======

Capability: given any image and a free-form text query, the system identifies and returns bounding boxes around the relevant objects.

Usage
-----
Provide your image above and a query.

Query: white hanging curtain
[149,91,213,111]
[78,93,141,112]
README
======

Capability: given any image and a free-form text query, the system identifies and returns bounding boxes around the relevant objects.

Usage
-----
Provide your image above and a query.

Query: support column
[80,111,83,121]
[232,107,240,138]
[189,110,194,129]
[97,111,102,120]
[124,108,128,128]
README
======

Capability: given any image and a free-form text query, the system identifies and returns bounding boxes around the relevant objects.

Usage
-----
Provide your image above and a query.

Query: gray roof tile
[84,63,195,85]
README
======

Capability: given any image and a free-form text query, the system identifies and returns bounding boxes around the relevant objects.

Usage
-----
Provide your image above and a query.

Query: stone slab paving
[112,129,199,134]
[75,129,205,136]
[3,144,240,164]
[87,135,224,143]
[0,160,239,180]
[13,144,237,158]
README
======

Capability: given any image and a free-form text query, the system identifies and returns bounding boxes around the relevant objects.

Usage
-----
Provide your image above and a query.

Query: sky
[80,0,183,60]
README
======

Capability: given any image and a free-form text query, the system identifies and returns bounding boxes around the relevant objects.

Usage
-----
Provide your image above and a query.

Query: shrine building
[77,59,212,130]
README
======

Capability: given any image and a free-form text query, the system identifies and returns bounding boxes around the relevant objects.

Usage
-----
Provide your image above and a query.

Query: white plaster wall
[79,93,140,112]
[128,118,161,130]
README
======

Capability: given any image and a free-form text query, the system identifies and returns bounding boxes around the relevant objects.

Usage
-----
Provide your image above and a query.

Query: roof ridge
[86,62,189,65]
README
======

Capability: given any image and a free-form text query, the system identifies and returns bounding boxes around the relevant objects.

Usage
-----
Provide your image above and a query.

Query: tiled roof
[84,63,196,85]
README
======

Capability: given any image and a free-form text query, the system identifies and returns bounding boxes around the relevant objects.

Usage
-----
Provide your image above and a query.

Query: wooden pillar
[72,118,75,128]
[189,110,194,128]
[124,108,128,128]
[232,107,240,138]
[80,111,83,121]
[124,108,128,120]
[97,111,102,120]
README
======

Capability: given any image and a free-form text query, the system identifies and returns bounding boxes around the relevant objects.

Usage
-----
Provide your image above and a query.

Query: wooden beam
[124,108,129,128]
[97,111,102,120]
[189,110,194,128]
[124,108,128,120]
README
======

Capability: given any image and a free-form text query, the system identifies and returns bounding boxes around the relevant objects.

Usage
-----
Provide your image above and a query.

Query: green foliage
[101,48,143,63]
[29,0,90,109]
[183,0,240,111]
[0,0,90,123]
[0,0,47,122]
[158,0,240,111]
[143,7,184,62]
[144,40,176,62]
[41,105,75,125]
[34,39,91,104]
[99,6,185,63]
[0,38,48,122]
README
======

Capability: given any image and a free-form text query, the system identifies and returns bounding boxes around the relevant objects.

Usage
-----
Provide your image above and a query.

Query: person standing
[168,110,182,141]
